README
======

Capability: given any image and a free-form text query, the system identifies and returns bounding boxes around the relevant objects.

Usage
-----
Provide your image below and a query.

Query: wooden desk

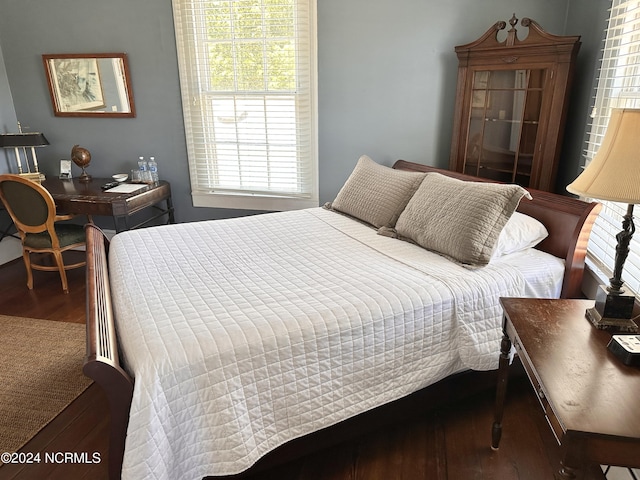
[492,298,640,479]
[41,177,175,233]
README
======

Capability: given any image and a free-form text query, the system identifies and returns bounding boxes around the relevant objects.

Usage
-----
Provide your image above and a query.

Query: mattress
[108,207,564,480]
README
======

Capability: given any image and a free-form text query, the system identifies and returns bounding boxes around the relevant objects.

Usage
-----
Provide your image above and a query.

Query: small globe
[71,144,92,181]
[71,145,91,168]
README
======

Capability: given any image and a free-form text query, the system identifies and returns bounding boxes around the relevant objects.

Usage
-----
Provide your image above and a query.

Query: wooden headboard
[392,160,602,299]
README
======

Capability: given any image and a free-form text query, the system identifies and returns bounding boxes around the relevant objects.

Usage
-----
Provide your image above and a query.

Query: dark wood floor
[0,252,607,480]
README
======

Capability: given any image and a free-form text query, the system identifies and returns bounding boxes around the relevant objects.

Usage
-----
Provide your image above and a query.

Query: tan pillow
[394,173,532,266]
[330,155,426,228]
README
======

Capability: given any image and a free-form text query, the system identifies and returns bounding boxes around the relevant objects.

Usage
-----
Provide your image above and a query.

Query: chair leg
[22,249,34,290]
[52,251,70,294]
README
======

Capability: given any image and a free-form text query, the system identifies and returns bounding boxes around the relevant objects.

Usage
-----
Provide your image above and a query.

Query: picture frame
[42,53,136,118]
[59,159,72,179]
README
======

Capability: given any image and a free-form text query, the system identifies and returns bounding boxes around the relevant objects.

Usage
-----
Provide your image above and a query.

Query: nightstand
[492,298,640,479]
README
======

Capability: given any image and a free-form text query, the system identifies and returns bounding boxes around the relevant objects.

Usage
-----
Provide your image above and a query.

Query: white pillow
[492,212,548,258]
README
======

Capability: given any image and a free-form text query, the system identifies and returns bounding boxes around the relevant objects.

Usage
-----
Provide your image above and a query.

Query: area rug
[0,315,92,463]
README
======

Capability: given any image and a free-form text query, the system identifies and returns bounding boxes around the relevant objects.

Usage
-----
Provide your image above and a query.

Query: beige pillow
[330,155,426,228]
[394,173,532,266]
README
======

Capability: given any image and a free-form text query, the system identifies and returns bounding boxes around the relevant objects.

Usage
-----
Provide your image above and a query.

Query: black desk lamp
[0,122,49,182]
[567,107,640,333]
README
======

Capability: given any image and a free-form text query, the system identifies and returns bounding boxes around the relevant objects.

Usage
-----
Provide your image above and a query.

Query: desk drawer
[513,336,564,444]
[120,183,171,216]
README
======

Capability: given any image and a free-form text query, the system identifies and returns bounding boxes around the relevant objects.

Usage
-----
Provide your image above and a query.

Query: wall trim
[0,237,22,265]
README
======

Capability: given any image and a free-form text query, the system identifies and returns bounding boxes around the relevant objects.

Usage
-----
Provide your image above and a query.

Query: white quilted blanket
[109,208,528,480]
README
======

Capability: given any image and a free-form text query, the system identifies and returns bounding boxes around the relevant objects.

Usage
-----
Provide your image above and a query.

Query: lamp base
[586,285,639,333]
[19,172,45,183]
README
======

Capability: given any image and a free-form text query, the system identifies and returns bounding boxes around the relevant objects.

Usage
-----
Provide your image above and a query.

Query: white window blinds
[584,0,640,294]
[172,0,318,211]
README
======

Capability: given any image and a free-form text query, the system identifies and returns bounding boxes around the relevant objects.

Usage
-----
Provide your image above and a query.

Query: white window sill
[582,256,610,300]
[192,192,319,212]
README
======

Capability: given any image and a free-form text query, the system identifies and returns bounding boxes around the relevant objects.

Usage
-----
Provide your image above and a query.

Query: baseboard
[583,261,606,300]
[0,237,22,265]
[102,229,117,240]
[0,229,117,266]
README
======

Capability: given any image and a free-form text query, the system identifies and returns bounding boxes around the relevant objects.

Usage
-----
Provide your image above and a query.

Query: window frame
[582,0,640,295]
[172,0,319,211]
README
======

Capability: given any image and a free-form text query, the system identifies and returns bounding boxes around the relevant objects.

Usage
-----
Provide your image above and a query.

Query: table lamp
[0,122,49,182]
[567,107,640,333]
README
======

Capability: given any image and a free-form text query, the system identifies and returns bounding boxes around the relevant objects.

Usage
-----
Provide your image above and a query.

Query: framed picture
[59,159,72,179]
[42,53,135,117]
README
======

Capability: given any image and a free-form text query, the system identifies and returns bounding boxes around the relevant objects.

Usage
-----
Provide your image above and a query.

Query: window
[583,0,640,294]
[172,0,318,211]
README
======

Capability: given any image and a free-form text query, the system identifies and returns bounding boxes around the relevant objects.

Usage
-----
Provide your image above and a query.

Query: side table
[492,297,640,479]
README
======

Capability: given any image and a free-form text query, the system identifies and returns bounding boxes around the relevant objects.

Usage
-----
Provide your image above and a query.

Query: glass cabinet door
[462,69,544,186]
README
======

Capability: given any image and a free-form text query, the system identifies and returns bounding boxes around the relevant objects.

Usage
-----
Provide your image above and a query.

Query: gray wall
[560,0,611,191]
[0,0,608,224]
[0,41,18,174]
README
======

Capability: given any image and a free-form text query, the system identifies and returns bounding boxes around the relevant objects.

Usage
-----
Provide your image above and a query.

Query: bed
[83,159,601,480]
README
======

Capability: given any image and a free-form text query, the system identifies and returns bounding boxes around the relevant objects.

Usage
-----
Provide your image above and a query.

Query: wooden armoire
[449,15,581,192]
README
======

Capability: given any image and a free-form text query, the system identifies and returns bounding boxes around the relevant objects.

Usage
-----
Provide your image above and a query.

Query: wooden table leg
[113,215,125,233]
[166,195,175,224]
[554,436,583,480]
[554,462,578,480]
[491,326,512,450]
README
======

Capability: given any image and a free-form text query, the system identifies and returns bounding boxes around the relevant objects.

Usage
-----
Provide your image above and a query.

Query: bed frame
[83,161,601,480]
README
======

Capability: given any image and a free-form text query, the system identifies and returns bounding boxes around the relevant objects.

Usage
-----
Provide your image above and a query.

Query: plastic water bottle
[138,156,151,183]
[148,156,159,182]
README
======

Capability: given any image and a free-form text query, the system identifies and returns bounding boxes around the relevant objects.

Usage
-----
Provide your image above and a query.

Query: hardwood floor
[0,252,607,480]
[0,252,85,322]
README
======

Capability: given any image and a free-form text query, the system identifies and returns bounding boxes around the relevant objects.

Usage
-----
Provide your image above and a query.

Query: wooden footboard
[83,223,134,480]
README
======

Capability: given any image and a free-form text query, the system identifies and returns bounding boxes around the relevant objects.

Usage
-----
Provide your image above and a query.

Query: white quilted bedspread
[109,208,528,480]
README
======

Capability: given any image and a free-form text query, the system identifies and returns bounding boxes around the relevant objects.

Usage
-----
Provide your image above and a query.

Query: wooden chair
[0,174,87,293]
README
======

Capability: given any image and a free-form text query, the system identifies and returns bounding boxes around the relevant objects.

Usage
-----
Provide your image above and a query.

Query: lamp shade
[0,133,49,148]
[567,108,640,204]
